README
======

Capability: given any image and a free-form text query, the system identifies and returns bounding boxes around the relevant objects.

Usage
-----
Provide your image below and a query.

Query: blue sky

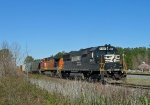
[0,0,150,59]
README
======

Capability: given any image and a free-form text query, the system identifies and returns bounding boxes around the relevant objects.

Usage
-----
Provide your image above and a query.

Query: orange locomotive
[39,57,64,75]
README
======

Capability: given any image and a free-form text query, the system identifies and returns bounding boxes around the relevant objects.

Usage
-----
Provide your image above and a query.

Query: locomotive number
[99,47,114,50]
[99,47,106,50]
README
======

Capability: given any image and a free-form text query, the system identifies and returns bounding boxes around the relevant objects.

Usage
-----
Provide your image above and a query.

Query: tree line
[117,47,150,69]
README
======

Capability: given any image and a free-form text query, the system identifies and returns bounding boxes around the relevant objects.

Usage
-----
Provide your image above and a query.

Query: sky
[0,0,150,59]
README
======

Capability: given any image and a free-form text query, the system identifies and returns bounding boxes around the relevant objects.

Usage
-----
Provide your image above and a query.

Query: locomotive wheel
[101,80,106,85]
[57,72,62,78]
[88,74,99,83]
[61,72,70,79]
[88,77,96,82]
[39,70,44,75]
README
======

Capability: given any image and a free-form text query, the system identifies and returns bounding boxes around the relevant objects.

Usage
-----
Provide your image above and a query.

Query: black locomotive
[61,44,127,81]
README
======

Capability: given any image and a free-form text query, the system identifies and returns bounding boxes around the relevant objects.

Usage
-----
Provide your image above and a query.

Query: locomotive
[25,44,127,82]
[61,44,126,81]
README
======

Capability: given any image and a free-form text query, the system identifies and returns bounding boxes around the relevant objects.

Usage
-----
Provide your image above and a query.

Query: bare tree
[0,41,21,77]
[11,42,21,65]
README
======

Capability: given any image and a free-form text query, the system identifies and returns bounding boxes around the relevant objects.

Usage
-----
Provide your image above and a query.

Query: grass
[126,78,150,86]
[0,76,73,105]
[0,76,46,105]
[30,74,150,105]
[1,73,150,105]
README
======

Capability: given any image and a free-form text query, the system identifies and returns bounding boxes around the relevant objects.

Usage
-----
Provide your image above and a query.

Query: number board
[99,47,114,50]
[99,47,106,50]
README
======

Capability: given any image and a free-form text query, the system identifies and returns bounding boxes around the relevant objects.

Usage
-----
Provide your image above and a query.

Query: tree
[117,46,150,70]
[0,41,21,77]
[54,51,65,59]
[24,56,34,64]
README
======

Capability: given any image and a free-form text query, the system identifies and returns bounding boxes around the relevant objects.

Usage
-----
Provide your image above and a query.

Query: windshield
[107,50,116,54]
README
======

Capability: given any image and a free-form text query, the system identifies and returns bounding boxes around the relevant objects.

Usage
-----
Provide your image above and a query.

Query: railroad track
[127,73,150,76]
[109,82,150,90]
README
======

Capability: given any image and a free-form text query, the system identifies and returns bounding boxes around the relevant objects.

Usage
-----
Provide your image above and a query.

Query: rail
[108,82,150,90]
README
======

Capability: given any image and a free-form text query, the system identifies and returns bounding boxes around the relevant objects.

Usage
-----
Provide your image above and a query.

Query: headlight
[117,56,120,58]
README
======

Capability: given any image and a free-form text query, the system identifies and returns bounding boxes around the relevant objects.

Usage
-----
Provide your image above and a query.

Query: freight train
[24,44,127,82]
